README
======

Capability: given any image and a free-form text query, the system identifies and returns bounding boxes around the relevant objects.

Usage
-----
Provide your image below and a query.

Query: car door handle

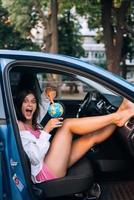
[10,158,18,167]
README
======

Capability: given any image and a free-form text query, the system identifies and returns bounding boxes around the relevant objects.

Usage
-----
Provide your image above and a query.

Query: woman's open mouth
[25,108,33,117]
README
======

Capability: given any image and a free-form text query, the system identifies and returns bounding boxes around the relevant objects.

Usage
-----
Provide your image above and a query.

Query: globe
[48,102,64,118]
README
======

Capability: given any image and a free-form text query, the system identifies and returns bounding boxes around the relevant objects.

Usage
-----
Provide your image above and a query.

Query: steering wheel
[77,91,117,118]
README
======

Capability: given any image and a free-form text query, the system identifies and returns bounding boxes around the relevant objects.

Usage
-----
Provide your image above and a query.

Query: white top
[20,129,51,183]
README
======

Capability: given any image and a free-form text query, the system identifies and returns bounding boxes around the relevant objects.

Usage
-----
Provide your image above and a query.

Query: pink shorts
[36,163,57,182]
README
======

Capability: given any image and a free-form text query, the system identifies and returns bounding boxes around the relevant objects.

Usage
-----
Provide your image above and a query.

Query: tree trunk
[49,0,58,53]
[101,0,130,74]
[44,0,58,53]
[34,0,58,53]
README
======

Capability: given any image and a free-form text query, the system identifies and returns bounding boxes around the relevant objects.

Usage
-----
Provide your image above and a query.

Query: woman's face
[21,93,37,122]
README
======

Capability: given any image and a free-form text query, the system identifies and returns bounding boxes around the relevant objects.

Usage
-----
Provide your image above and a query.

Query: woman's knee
[90,135,101,147]
[62,118,72,130]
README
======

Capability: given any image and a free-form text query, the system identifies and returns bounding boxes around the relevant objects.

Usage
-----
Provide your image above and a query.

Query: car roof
[0,49,88,66]
[0,49,134,100]
[0,49,121,79]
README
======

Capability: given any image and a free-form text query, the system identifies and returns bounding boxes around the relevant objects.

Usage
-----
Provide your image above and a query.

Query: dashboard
[118,118,134,157]
[77,91,134,157]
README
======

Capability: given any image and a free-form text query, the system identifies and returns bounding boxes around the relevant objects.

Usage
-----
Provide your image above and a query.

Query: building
[78,16,106,65]
[78,16,134,83]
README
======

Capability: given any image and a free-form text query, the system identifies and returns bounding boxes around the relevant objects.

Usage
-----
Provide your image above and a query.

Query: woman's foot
[116,99,134,127]
[117,98,129,112]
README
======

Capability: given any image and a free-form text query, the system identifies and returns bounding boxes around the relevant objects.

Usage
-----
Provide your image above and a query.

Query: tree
[2,0,58,53]
[2,0,84,57]
[58,10,84,57]
[74,0,134,74]
[2,0,134,73]
[101,0,132,74]
[0,0,39,50]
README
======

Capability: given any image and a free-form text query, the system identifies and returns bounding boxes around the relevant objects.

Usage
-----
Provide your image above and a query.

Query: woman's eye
[32,99,37,104]
[23,97,36,104]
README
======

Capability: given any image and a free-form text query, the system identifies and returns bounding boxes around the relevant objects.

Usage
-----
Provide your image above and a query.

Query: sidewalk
[59,85,86,99]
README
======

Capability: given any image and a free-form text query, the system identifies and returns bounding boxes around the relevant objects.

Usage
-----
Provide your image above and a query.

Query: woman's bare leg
[44,100,134,177]
[68,124,116,167]
[44,124,116,177]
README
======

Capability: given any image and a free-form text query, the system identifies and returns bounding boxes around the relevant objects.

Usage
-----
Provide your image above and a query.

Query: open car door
[0,143,3,200]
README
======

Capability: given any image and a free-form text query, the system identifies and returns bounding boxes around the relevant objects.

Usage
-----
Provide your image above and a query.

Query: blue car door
[0,82,10,200]
[0,141,9,200]
[0,58,32,200]
[0,143,3,200]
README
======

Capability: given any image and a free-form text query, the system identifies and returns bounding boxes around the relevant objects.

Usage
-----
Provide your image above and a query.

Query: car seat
[24,152,94,198]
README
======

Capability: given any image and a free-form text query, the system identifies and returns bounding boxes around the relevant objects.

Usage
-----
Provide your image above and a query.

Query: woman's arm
[37,92,50,123]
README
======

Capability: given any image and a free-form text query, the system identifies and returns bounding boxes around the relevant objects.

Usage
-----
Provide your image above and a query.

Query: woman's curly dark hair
[15,89,39,125]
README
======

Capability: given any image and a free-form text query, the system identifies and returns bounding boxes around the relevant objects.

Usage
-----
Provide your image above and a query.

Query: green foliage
[58,0,74,13]
[124,1,134,61]
[74,0,134,71]
[1,0,133,66]
[75,0,101,29]
[0,1,39,50]
[2,0,33,37]
[58,10,84,58]
[2,0,49,37]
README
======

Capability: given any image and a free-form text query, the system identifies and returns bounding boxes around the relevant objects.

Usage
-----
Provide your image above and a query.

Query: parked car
[0,50,134,200]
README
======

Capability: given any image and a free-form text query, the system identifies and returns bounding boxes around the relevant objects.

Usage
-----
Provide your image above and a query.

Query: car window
[9,63,122,111]
[9,68,120,103]
[37,73,89,100]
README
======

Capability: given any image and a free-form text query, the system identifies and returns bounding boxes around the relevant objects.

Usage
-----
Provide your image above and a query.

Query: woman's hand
[44,118,63,133]
[44,87,56,104]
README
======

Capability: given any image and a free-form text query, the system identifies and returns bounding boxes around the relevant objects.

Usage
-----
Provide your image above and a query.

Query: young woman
[16,89,134,184]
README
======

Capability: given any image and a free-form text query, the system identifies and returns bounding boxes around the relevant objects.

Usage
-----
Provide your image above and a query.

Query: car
[0,49,134,200]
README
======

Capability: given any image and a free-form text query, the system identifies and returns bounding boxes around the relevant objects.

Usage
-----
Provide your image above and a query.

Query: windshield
[76,75,118,96]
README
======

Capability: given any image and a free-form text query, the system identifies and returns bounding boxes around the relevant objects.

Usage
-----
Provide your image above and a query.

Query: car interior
[8,62,134,200]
